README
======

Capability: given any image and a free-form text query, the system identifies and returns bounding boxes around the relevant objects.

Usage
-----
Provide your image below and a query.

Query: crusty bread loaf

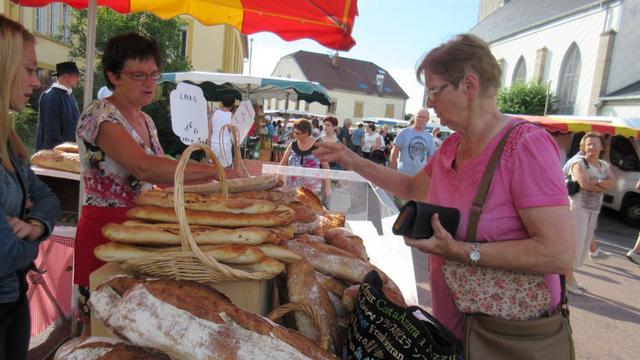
[134,190,279,214]
[171,174,280,194]
[31,149,80,173]
[314,271,348,297]
[323,228,368,261]
[127,205,295,228]
[102,222,293,246]
[294,234,326,243]
[257,244,302,263]
[319,213,346,232]
[95,242,265,265]
[341,285,359,312]
[286,239,373,284]
[228,189,297,203]
[54,336,169,360]
[90,277,337,360]
[52,141,79,153]
[287,260,340,353]
[227,257,285,276]
[296,187,324,213]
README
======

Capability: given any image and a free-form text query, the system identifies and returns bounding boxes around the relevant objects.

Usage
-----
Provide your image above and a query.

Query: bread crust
[256,244,302,264]
[31,149,80,173]
[102,222,293,246]
[127,205,296,228]
[94,242,266,265]
[52,141,79,153]
[90,277,337,360]
[323,228,368,261]
[171,174,280,193]
[134,190,280,214]
[54,337,169,360]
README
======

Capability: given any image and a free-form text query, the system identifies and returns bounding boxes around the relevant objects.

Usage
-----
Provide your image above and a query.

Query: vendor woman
[74,33,237,330]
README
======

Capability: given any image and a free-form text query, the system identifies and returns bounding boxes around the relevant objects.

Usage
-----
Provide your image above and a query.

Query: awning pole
[82,0,97,110]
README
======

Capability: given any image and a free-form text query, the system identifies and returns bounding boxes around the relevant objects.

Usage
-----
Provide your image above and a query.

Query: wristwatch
[469,242,480,265]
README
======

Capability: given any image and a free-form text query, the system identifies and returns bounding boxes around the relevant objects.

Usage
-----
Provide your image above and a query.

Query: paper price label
[231,100,256,143]
[170,83,208,145]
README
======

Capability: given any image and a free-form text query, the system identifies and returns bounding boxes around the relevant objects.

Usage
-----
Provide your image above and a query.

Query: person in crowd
[351,123,365,156]
[311,118,321,139]
[35,61,81,150]
[276,120,286,144]
[432,127,444,147]
[390,108,437,175]
[279,119,331,198]
[362,123,384,163]
[320,116,342,170]
[74,33,236,331]
[207,94,236,167]
[565,132,615,295]
[265,116,275,142]
[338,118,353,150]
[0,16,60,360]
[380,124,395,160]
[314,34,574,342]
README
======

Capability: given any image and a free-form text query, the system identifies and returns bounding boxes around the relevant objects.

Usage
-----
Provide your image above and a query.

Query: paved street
[412,208,640,360]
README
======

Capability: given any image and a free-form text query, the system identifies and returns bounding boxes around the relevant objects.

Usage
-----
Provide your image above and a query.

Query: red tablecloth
[28,227,75,337]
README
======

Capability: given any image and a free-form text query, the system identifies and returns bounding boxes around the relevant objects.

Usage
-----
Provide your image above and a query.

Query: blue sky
[246,0,479,114]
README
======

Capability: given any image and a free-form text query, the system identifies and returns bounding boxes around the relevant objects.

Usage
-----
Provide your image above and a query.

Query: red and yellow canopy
[12,0,358,50]
[519,115,640,140]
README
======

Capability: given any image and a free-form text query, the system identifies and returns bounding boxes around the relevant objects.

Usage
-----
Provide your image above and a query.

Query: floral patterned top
[77,99,164,208]
[286,140,322,194]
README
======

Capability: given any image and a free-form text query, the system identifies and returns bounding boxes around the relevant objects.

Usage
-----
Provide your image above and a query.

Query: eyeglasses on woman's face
[120,70,162,81]
[425,77,460,101]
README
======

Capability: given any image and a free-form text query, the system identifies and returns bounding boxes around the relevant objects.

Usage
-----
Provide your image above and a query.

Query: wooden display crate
[89,262,273,337]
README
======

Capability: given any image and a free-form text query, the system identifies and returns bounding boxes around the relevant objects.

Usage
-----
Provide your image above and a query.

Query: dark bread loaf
[54,336,169,359]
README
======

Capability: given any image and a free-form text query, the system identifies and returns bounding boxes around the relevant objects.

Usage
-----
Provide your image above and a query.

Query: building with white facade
[471,0,640,117]
[271,51,409,124]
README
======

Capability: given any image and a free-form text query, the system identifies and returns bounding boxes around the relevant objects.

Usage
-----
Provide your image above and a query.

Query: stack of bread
[30,141,80,173]
[97,175,307,280]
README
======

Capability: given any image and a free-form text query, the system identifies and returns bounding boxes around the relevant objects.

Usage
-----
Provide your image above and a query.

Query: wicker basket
[268,302,331,351]
[120,143,275,283]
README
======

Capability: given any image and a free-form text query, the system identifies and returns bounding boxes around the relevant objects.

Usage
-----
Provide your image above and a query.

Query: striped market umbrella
[519,115,640,139]
[12,0,358,107]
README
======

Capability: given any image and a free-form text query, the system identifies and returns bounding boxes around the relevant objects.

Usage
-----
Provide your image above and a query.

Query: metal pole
[248,38,254,75]
[544,80,552,116]
[82,0,97,110]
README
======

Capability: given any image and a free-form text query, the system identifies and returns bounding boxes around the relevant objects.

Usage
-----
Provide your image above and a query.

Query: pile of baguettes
[31,141,80,174]
[56,177,406,359]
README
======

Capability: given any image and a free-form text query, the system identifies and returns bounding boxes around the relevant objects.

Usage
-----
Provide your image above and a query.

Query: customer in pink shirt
[314,34,574,345]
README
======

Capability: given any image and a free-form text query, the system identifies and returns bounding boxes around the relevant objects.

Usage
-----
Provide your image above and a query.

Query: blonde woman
[566,132,615,295]
[0,16,60,359]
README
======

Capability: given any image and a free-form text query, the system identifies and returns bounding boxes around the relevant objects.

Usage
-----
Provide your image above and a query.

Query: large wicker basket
[120,143,275,283]
[268,302,331,351]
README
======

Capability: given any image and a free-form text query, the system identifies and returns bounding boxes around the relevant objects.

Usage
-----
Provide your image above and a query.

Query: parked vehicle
[523,115,640,227]
[425,123,453,141]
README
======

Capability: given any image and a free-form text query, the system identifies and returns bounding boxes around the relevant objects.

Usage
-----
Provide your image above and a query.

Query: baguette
[170,174,280,193]
[54,336,169,360]
[134,190,279,214]
[256,244,302,264]
[287,260,340,353]
[286,239,373,284]
[314,271,348,297]
[102,222,292,246]
[227,257,285,276]
[323,228,368,261]
[127,205,295,228]
[90,277,337,359]
[31,149,80,173]
[94,242,265,265]
[52,141,79,153]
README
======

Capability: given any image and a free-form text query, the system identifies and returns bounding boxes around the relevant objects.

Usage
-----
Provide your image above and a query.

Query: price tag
[169,83,208,145]
[231,100,256,142]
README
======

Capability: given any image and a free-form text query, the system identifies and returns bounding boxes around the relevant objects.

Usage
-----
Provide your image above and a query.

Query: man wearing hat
[36,61,81,150]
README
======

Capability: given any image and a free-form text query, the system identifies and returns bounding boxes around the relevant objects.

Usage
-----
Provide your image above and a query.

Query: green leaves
[497,81,556,115]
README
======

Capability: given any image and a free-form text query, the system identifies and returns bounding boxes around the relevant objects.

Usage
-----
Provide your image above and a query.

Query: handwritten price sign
[170,83,208,145]
[231,100,256,143]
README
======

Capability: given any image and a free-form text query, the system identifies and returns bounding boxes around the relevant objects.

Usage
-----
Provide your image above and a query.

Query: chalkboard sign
[346,271,463,360]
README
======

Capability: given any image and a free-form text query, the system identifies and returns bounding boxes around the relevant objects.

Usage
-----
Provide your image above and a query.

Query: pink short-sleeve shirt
[424,118,569,339]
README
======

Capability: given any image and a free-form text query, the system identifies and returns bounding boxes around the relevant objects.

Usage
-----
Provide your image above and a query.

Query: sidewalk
[412,243,640,360]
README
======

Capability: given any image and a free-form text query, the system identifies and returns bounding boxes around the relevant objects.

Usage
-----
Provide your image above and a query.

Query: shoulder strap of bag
[465,120,569,310]
[464,121,526,243]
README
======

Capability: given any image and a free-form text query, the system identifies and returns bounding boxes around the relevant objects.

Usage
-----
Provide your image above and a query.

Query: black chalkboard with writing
[345,271,463,360]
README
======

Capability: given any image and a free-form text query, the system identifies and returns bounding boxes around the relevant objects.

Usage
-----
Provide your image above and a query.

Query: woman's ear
[106,71,120,88]
[462,72,480,99]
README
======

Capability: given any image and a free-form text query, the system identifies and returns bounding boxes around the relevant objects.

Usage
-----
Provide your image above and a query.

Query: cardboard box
[89,262,273,337]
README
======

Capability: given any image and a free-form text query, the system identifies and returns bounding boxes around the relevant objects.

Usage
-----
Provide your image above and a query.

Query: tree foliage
[497,81,556,115]
[64,9,192,155]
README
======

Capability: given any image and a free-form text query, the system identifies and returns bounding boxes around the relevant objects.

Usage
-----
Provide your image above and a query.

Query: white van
[540,116,640,227]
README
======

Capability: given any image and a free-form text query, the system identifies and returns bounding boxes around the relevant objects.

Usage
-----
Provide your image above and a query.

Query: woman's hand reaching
[403,213,458,257]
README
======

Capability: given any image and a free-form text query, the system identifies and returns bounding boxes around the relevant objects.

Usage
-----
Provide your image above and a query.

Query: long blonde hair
[0,16,33,172]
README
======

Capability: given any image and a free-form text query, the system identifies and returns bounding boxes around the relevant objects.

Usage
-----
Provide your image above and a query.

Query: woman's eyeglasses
[120,71,162,81]
[425,77,461,101]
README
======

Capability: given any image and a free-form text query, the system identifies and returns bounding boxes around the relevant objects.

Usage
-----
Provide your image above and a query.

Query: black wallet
[392,201,460,239]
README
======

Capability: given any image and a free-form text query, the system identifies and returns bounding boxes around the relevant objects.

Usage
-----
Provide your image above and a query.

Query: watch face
[470,250,480,262]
